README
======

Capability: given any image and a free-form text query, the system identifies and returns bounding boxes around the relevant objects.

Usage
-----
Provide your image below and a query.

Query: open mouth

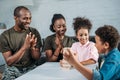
[60,30,65,34]
[24,24,30,28]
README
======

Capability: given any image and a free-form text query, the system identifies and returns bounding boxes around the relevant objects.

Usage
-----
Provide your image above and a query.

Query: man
[0,6,42,77]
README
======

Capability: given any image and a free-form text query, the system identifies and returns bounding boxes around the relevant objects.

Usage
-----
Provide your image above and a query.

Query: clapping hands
[55,35,63,48]
[23,32,37,49]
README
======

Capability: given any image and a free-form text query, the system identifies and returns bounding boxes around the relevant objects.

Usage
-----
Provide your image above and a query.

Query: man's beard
[19,24,27,30]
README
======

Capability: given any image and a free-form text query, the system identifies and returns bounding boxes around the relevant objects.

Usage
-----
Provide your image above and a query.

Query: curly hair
[73,17,92,34]
[14,6,30,17]
[95,25,119,49]
[50,14,65,32]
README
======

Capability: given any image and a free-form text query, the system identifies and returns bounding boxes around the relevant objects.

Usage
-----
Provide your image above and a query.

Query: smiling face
[53,18,66,36]
[76,28,89,45]
[15,9,31,30]
[95,35,109,54]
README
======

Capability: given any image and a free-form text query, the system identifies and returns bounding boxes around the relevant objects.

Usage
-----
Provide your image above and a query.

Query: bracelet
[53,54,58,57]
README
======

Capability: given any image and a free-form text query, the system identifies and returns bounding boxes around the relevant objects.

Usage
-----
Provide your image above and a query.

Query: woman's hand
[55,36,63,47]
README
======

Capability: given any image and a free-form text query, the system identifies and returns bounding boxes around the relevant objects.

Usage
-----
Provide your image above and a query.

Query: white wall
[0,0,120,38]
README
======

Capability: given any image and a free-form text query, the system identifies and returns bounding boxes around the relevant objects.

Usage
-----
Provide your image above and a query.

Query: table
[16,62,97,80]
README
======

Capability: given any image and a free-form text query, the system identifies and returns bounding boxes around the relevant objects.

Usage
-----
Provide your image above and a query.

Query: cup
[62,47,70,54]
[60,59,72,70]
[60,47,72,70]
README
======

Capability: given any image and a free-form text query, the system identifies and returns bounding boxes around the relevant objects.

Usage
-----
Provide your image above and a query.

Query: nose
[26,18,31,23]
[61,25,66,30]
[61,26,64,30]
[27,19,31,23]
[81,35,86,39]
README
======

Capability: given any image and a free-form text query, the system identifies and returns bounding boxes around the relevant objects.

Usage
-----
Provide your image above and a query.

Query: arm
[44,35,63,62]
[80,59,96,65]
[3,46,26,66]
[3,33,33,65]
[30,29,42,60]
[74,61,93,80]
[30,47,40,60]
[45,47,61,62]
[30,35,40,60]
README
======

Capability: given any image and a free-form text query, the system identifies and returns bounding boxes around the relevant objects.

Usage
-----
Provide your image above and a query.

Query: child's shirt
[71,41,98,62]
[93,48,120,80]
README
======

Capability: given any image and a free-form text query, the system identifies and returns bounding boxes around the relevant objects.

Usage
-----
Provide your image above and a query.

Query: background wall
[0,0,120,38]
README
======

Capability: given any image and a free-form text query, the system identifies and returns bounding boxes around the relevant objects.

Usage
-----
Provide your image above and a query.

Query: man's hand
[30,34,37,49]
[23,32,37,49]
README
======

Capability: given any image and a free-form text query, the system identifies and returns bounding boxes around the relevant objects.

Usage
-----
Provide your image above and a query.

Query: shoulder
[64,35,73,39]
[29,27,38,32]
[1,27,14,36]
[46,34,55,39]
[88,41,95,46]
[44,34,55,42]
[86,41,97,49]
[72,42,80,46]
[64,35,76,42]
[29,27,41,36]
[108,48,120,61]
[0,28,14,43]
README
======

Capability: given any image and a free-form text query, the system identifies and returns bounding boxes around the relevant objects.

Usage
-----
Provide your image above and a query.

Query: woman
[44,14,75,62]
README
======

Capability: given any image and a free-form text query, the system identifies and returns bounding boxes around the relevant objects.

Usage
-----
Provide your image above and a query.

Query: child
[60,17,98,66]
[63,25,120,80]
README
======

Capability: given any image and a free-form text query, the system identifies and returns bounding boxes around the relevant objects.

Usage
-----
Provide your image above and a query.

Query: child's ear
[76,35,80,41]
[76,33,79,39]
[76,35,78,39]
[104,42,109,49]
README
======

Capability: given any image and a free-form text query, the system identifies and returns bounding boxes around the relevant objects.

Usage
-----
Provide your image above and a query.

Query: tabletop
[16,62,98,80]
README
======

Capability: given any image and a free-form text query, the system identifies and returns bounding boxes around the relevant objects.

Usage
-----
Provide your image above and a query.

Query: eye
[23,17,31,20]
[57,25,61,28]
[23,17,26,20]
[85,34,88,36]
[63,25,66,28]
[29,17,31,20]
[80,34,83,37]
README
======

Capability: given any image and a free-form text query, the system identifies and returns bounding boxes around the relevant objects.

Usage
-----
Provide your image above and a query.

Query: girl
[60,17,98,67]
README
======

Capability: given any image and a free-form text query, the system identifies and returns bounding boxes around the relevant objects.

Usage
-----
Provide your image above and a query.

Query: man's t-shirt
[0,27,42,69]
